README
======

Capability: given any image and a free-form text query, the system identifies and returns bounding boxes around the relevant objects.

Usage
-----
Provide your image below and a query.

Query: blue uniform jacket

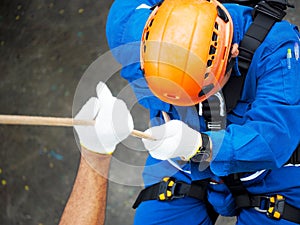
[106,0,300,213]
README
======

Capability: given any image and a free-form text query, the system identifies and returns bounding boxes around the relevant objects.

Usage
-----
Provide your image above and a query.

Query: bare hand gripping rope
[0,115,154,140]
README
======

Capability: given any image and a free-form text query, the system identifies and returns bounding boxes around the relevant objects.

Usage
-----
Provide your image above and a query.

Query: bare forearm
[59,148,111,225]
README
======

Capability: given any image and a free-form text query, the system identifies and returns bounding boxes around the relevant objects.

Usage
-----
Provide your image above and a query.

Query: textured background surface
[0,1,299,224]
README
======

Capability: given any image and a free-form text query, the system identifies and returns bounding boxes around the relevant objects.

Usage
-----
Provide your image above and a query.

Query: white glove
[74,82,134,154]
[142,120,202,160]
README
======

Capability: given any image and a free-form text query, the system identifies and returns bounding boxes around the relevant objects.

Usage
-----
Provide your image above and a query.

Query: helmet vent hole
[209,45,216,55]
[145,31,149,40]
[207,60,213,67]
[217,6,229,23]
[143,43,146,53]
[149,19,154,27]
[164,93,180,100]
[214,22,218,30]
[212,32,218,41]
[204,73,209,79]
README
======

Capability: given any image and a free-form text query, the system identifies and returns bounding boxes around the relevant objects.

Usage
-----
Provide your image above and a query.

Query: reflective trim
[214,91,226,116]
[198,102,203,116]
[240,170,266,182]
[240,164,300,182]
[136,4,151,10]
[284,163,300,167]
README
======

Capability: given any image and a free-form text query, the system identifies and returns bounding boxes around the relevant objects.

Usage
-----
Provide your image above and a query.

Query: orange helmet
[140,0,233,106]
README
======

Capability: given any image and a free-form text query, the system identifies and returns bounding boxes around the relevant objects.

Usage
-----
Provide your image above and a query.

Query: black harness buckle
[267,194,286,220]
[158,177,185,201]
[133,177,209,209]
[253,194,286,220]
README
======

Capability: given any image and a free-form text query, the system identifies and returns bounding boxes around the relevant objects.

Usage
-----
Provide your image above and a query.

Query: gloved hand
[74,81,134,154]
[142,120,203,160]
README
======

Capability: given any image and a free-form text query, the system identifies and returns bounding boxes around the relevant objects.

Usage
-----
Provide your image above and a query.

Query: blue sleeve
[106,0,159,49]
[106,0,170,111]
[209,22,300,176]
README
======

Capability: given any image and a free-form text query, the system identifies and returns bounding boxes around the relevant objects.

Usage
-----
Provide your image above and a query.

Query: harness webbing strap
[222,0,292,113]
[222,173,253,208]
[132,182,161,209]
[200,93,226,130]
[222,13,276,112]
[283,204,300,224]
[238,13,277,71]
[222,73,246,113]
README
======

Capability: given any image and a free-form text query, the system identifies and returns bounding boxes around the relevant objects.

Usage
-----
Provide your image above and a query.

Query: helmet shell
[141,0,233,106]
